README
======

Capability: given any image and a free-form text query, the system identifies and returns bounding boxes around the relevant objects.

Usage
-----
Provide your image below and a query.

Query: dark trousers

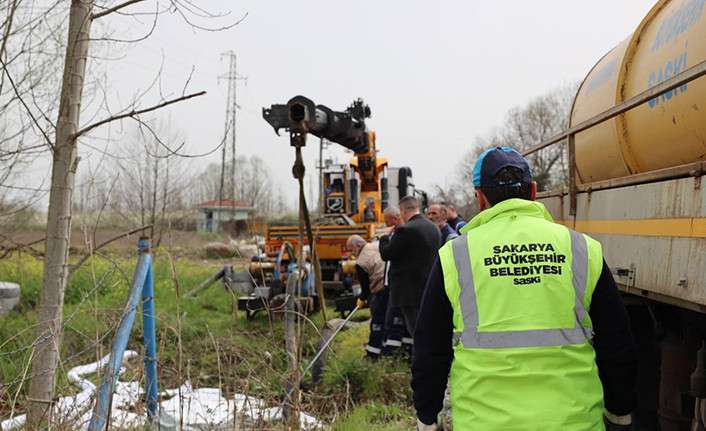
[383,301,411,356]
[400,306,419,337]
[366,287,389,357]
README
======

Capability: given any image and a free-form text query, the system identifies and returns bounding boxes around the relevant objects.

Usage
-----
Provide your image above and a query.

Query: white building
[196,199,254,233]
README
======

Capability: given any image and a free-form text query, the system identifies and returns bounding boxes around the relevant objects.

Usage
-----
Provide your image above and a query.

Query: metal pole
[319,137,324,214]
[283,174,305,429]
[300,305,360,379]
[282,304,360,403]
[568,134,577,216]
[141,238,158,420]
[185,267,227,298]
[88,239,151,431]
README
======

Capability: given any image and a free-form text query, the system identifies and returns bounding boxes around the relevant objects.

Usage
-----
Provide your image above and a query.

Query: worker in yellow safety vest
[412,147,638,430]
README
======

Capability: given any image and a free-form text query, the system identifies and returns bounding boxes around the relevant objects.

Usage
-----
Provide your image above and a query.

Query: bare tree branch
[73,90,206,138]
[170,2,248,32]
[0,57,54,149]
[90,1,159,44]
[69,224,152,274]
[0,0,18,72]
[182,64,195,96]
[133,116,224,158]
[0,234,45,259]
[92,0,147,20]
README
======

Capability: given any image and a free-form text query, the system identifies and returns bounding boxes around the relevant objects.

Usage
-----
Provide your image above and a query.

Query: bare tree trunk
[140,161,146,226]
[150,147,158,240]
[157,157,169,247]
[27,0,92,427]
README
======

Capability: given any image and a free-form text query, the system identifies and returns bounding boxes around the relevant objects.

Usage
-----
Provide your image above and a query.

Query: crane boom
[262,96,371,154]
[261,95,424,297]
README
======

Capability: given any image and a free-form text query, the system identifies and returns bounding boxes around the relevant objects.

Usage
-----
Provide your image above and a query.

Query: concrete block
[0,282,20,316]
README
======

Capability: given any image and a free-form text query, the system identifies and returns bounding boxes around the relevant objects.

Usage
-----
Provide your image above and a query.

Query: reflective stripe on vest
[452,228,592,349]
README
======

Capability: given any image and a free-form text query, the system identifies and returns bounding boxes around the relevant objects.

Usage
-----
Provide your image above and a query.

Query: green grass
[0,251,416,428]
[321,323,412,404]
[332,402,415,430]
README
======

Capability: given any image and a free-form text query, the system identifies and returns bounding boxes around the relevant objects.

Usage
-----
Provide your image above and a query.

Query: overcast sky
[93,0,657,207]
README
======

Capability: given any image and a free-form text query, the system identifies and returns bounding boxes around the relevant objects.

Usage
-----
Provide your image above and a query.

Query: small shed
[197,199,254,233]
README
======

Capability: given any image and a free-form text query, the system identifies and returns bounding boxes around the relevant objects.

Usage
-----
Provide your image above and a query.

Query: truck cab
[322,161,421,225]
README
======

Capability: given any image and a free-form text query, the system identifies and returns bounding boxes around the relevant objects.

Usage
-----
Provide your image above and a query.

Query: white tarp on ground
[158,382,323,430]
[1,351,325,430]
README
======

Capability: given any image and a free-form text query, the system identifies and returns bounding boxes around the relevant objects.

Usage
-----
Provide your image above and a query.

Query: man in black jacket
[379,196,441,337]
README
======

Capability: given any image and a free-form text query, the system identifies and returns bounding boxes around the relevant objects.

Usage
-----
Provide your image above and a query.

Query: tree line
[72,123,288,237]
[434,83,577,217]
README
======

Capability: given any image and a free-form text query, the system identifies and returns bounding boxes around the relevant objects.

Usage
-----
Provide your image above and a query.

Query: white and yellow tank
[572,0,706,183]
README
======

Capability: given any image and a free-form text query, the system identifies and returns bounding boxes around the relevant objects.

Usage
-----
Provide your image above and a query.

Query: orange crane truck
[262,96,424,293]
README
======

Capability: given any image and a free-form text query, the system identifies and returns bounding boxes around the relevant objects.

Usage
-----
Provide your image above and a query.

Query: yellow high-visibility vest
[439,199,605,430]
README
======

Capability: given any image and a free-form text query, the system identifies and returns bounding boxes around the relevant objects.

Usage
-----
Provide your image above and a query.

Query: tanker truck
[535,0,706,428]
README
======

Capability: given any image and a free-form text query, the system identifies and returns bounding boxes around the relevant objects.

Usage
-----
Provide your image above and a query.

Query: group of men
[346,198,465,359]
[347,147,639,431]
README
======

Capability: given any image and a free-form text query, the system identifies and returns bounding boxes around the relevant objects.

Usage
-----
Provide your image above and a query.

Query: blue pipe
[87,239,151,431]
[141,240,158,420]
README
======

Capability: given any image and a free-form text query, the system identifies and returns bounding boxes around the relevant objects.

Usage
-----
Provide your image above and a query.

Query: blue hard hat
[472,146,532,188]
